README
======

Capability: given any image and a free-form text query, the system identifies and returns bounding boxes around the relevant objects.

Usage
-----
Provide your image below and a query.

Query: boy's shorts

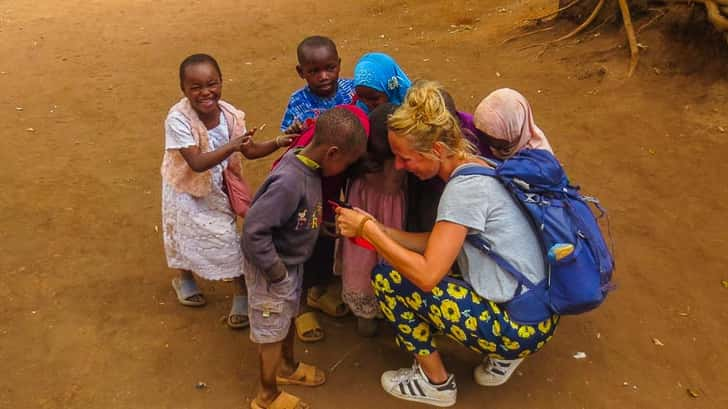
[244,258,303,344]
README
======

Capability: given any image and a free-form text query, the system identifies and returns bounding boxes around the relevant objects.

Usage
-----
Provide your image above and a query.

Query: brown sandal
[307,290,349,318]
[250,391,309,409]
[295,312,324,343]
[276,362,326,387]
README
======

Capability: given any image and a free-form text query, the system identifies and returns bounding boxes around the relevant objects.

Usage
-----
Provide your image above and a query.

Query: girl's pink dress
[340,159,405,319]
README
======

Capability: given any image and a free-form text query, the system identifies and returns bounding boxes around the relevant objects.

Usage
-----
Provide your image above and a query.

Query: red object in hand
[352,236,375,250]
[329,200,376,251]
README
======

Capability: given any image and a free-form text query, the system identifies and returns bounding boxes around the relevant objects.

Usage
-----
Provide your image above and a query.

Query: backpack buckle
[513,178,530,190]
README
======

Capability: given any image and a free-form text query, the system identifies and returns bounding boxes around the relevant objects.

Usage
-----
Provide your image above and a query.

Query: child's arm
[239,133,295,159]
[242,174,300,282]
[179,134,249,172]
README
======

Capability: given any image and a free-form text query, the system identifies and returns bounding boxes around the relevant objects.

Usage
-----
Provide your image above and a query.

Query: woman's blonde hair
[387,80,475,160]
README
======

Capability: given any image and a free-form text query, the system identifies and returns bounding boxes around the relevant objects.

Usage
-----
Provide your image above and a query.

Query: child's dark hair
[311,108,366,153]
[179,54,222,87]
[297,36,338,64]
[368,103,398,163]
[438,89,462,126]
[347,103,397,177]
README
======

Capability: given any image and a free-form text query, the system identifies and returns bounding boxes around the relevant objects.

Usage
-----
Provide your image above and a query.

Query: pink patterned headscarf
[473,88,553,159]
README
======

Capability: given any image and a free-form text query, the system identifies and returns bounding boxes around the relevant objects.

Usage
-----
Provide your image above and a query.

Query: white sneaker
[380,362,457,407]
[473,357,523,386]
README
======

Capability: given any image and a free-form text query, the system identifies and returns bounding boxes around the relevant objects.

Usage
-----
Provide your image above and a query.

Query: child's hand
[275,134,296,148]
[228,135,251,151]
[244,126,260,138]
[284,120,304,135]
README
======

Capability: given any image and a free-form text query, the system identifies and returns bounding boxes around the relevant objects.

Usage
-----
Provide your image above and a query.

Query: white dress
[162,111,243,280]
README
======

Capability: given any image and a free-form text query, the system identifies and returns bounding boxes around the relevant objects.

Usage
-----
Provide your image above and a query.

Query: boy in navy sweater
[243,108,366,409]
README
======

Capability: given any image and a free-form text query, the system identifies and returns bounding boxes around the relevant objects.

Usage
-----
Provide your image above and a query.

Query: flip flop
[295,312,324,343]
[276,362,326,387]
[171,277,206,307]
[227,294,249,329]
[250,391,310,409]
[307,290,349,318]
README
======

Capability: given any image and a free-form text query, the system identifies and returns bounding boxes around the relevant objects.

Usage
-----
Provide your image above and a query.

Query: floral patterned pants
[372,263,559,360]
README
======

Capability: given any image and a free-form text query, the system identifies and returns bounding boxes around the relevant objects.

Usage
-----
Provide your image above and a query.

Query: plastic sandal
[276,362,326,386]
[295,312,324,342]
[171,277,206,307]
[250,391,309,409]
[227,294,249,329]
[307,290,349,318]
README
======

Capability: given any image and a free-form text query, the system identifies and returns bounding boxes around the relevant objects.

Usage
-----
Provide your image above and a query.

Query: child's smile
[181,62,222,119]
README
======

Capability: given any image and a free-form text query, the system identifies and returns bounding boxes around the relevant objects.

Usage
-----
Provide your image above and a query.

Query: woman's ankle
[416,353,449,385]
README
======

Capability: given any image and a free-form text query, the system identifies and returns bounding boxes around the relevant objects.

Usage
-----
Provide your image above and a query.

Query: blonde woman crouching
[335,80,559,407]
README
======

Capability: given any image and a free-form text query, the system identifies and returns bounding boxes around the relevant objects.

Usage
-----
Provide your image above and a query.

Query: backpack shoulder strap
[450,164,539,290]
[466,235,538,290]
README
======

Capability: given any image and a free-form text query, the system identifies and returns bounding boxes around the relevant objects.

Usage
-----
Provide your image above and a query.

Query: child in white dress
[161,54,292,328]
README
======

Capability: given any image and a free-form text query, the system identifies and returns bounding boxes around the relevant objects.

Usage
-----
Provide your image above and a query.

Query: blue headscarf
[353,53,412,111]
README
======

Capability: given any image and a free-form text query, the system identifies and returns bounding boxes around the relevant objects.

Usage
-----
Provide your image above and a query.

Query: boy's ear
[296,65,304,79]
[326,145,340,159]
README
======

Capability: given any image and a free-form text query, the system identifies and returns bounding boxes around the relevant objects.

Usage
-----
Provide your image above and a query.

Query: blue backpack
[452,149,614,324]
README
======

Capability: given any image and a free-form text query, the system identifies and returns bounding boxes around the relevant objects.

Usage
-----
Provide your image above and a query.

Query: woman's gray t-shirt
[436,164,545,303]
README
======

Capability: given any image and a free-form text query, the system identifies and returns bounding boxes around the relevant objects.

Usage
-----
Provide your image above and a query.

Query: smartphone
[328,199,376,251]
[327,198,352,210]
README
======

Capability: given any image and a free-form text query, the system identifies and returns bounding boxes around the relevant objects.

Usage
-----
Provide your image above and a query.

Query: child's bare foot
[251,391,309,409]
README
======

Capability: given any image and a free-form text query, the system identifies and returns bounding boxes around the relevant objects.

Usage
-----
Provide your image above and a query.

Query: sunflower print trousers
[372,263,559,360]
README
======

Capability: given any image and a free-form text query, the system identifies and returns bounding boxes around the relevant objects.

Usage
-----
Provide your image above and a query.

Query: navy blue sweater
[242,150,323,281]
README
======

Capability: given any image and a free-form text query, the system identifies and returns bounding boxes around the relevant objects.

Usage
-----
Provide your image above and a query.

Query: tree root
[522,0,583,24]
[618,0,640,77]
[553,0,607,43]
[522,0,728,75]
[519,0,606,52]
[637,9,667,34]
[501,26,555,45]
[662,0,728,34]
[586,13,616,34]
[704,0,728,31]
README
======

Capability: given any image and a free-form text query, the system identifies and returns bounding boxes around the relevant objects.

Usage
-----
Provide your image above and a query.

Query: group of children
[161,35,553,409]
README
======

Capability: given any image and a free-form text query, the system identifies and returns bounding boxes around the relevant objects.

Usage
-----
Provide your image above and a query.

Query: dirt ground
[1,0,727,408]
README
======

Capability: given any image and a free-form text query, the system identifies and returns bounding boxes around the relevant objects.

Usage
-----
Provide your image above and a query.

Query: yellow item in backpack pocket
[548,243,575,262]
